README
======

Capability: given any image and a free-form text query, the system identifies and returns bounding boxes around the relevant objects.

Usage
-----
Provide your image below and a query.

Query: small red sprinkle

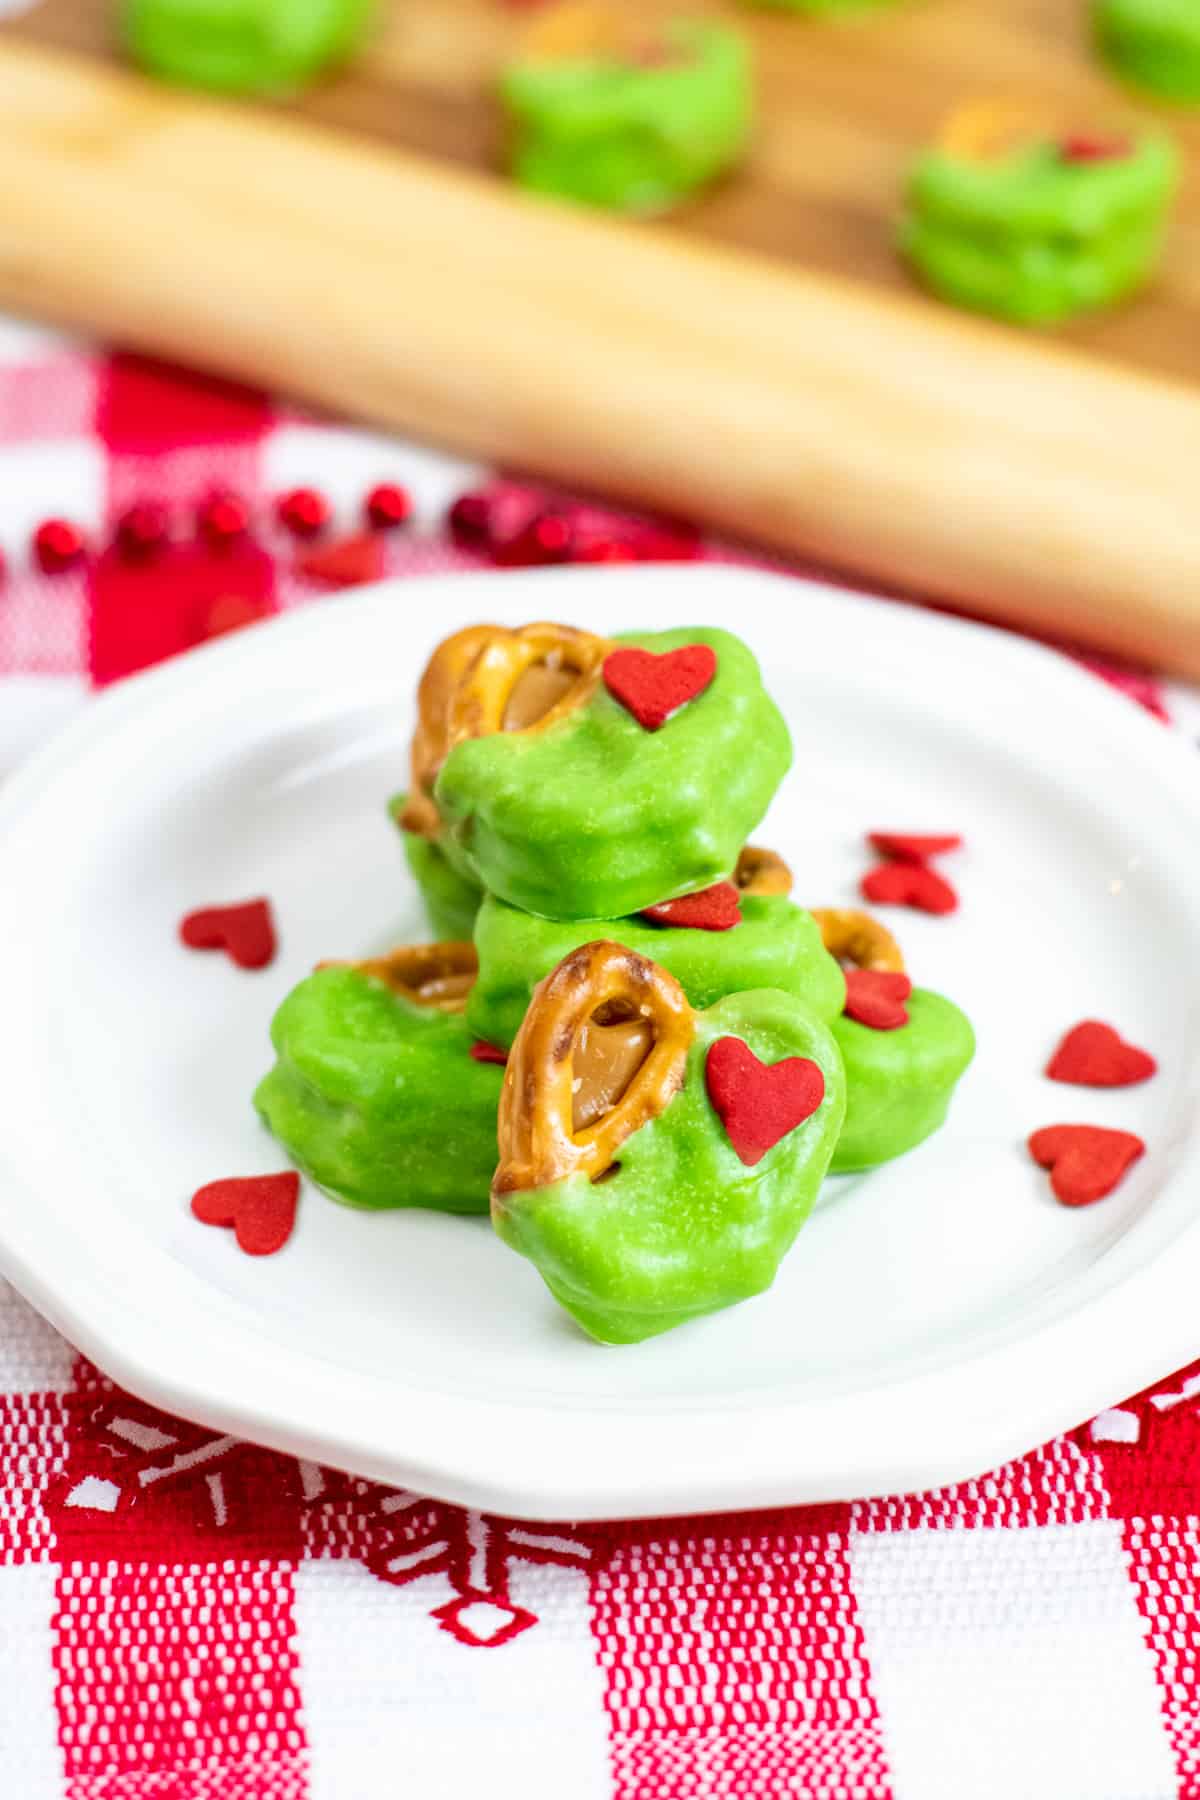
[1046,1020,1157,1088]
[276,487,330,539]
[179,898,277,969]
[114,501,170,562]
[33,518,86,574]
[191,1172,299,1255]
[603,644,717,732]
[1028,1124,1145,1207]
[706,1036,825,1167]
[469,1040,509,1065]
[844,968,913,1030]
[494,510,576,568]
[1060,133,1131,163]
[642,881,742,932]
[197,489,250,550]
[296,531,385,589]
[447,492,495,549]
[867,832,963,864]
[365,482,413,530]
[861,862,958,915]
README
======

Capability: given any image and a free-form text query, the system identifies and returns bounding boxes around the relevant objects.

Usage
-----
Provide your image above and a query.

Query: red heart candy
[1028,1125,1145,1207]
[469,1040,509,1065]
[179,898,277,969]
[191,1172,300,1254]
[861,862,958,915]
[296,531,385,589]
[602,644,717,732]
[705,1036,825,1167]
[844,968,913,1030]
[867,832,962,864]
[1059,133,1131,164]
[641,881,742,932]
[1046,1020,1157,1088]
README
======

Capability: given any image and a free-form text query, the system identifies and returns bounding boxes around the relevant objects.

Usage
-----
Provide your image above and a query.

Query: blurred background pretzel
[809,908,906,974]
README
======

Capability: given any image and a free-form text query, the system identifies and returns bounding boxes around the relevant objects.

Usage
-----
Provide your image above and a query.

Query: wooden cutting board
[7,0,1199,387]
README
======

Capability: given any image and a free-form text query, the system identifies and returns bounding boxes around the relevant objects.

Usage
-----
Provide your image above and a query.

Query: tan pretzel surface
[810,908,906,973]
[522,3,630,61]
[493,940,693,1196]
[322,941,479,1012]
[446,621,613,752]
[937,98,1053,162]
[401,624,500,837]
[734,844,793,898]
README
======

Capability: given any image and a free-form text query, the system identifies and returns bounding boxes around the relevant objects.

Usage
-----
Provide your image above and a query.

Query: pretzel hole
[503,655,580,731]
[572,1000,653,1132]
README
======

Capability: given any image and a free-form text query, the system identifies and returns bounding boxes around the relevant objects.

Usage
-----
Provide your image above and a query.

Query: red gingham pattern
[2,328,1198,1799]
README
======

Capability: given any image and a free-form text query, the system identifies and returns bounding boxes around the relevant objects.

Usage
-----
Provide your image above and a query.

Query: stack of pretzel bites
[255,620,975,1342]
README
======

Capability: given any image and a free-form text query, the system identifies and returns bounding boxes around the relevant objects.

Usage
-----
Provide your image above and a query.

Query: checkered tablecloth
[4,314,1200,1800]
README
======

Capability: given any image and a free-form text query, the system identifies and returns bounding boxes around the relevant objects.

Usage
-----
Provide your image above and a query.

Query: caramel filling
[503,660,578,731]
[417,970,475,1005]
[572,1013,653,1133]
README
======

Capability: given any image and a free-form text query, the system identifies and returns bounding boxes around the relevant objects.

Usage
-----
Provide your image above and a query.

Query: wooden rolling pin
[2,39,1199,673]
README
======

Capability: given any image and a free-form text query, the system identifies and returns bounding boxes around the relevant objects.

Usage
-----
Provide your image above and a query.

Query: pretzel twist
[493,941,693,1196]
[322,942,479,1013]
[446,622,613,752]
[401,625,500,836]
[809,908,906,974]
[522,3,627,61]
[734,844,793,898]
[937,97,1050,162]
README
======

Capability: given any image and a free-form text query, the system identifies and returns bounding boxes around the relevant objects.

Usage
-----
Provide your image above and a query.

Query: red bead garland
[198,490,250,550]
[447,491,495,550]
[115,501,170,562]
[276,487,330,539]
[494,510,576,567]
[33,518,86,574]
[365,482,413,530]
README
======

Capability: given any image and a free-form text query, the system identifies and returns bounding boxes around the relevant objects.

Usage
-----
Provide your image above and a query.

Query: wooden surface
[6,0,1200,387]
[3,38,1199,677]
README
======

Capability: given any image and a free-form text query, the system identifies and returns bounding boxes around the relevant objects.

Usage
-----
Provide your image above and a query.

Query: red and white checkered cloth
[4,315,1200,1800]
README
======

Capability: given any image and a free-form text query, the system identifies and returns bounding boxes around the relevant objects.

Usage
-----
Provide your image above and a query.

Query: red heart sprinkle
[1046,1020,1157,1088]
[867,832,962,864]
[844,968,913,1030]
[642,881,742,932]
[296,531,385,588]
[469,1040,509,1065]
[1060,133,1131,163]
[603,645,717,732]
[191,1172,299,1254]
[1028,1125,1145,1207]
[179,898,277,969]
[705,1036,825,1167]
[861,862,958,915]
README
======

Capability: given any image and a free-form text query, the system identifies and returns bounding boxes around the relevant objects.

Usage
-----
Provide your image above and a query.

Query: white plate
[1,565,1199,1522]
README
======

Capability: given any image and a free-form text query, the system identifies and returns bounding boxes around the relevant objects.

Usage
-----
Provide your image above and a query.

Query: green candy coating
[493,990,846,1344]
[830,988,975,1174]
[1095,0,1200,102]
[469,891,845,1050]
[254,966,502,1214]
[122,0,371,96]
[390,793,483,943]
[900,132,1178,325]
[435,627,792,922]
[501,21,752,215]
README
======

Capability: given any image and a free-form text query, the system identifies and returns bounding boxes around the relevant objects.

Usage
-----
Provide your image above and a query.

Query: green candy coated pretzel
[901,130,1177,325]
[254,965,503,1214]
[435,626,792,921]
[122,0,372,95]
[493,989,846,1343]
[469,889,845,1050]
[501,21,752,216]
[831,987,975,1173]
